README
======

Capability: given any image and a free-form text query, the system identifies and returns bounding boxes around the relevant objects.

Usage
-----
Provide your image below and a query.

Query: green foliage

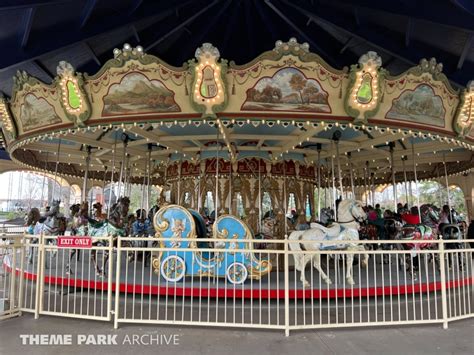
[128,185,161,216]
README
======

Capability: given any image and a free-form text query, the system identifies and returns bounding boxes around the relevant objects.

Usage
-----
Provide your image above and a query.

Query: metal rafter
[0,1,193,72]
[144,0,221,51]
[264,0,340,68]
[20,7,35,48]
[80,0,98,29]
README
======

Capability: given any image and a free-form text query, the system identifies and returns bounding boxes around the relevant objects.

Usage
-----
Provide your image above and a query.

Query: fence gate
[37,235,114,321]
[0,236,22,320]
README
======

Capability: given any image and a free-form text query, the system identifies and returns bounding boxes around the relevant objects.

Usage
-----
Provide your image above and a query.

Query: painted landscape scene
[242,68,331,112]
[102,72,180,116]
[20,94,62,132]
[386,84,445,127]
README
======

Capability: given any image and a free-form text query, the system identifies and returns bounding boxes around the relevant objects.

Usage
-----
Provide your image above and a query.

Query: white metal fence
[0,236,22,320]
[1,235,473,335]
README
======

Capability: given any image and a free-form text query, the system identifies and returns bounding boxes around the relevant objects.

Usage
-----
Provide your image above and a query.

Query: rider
[401,206,420,225]
[438,205,451,227]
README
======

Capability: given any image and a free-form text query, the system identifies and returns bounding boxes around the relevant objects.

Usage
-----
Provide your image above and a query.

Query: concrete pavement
[0,314,473,355]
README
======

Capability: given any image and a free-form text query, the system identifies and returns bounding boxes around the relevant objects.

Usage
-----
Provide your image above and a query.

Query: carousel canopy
[0,35,472,187]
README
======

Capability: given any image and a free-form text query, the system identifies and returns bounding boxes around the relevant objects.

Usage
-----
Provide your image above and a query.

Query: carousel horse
[67,198,130,277]
[397,205,439,278]
[420,204,440,232]
[288,199,369,286]
[31,200,66,267]
[65,202,89,269]
[439,208,465,268]
[92,202,106,221]
[25,207,41,263]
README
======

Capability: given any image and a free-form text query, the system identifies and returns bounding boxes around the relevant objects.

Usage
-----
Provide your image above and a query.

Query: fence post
[34,234,44,319]
[284,234,290,336]
[439,239,448,329]
[107,235,114,321]
[10,237,18,312]
[113,236,122,329]
[18,235,25,312]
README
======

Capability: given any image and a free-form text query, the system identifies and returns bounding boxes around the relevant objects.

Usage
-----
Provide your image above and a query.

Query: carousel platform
[3,249,473,300]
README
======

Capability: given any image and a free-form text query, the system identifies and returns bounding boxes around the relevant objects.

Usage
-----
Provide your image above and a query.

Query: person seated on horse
[375,204,383,219]
[368,206,386,239]
[438,205,450,227]
[402,206,421,225]
[92,202,105,221]
[131,209,151,236]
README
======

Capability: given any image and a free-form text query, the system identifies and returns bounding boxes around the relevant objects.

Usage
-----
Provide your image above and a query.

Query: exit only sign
[57,236,92,248]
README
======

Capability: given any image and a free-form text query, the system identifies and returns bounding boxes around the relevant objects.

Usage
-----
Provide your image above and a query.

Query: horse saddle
[309,222,341,238]
[88,218,106,228]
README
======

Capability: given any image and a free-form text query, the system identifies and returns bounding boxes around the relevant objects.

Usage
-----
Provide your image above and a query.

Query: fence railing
[0,236,22,320]
[1,234,473,335]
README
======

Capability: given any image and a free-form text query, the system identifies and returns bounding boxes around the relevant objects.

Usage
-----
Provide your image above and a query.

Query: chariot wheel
[161,255,186,282]
[226,262,248,285]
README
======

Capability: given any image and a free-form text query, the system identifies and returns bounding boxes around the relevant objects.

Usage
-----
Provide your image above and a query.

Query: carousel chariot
[151,205,272,284]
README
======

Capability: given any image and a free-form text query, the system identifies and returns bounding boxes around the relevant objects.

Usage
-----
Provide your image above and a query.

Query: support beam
[20,7,35,48]
[83,41,101,66]
[264,0,339,67]
[285,0,417,69]
[340,37,353,54]
[129,0,145,16]
[80,0,98,29]
[331,0,474,32]
[145,0,220,51]
[175,0,232,63]
[280,126,325,153]
[128,126,185,153]
[0,1,191,71]
[0,0,72,11]
[32,59,54,81]
[131,24,140,42]
[458,33,474,69]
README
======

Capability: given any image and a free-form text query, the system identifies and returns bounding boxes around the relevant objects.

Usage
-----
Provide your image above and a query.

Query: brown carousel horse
[74,197,130,277]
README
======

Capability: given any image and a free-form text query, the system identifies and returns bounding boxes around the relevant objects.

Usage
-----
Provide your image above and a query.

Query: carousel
[1,38,473,297]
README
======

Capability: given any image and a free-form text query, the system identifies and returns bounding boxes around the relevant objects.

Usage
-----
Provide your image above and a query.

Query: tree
[302,84,319,104]
[289,74,307,104]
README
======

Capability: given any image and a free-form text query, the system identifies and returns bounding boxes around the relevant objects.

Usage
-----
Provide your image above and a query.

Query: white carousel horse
[30,200,66,267]
[288,199,369,286]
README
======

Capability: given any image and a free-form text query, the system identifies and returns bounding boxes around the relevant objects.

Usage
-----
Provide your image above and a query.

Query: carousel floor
[3,249,473,299]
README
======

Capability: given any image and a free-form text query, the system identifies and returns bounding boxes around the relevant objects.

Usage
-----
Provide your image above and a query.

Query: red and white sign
[58,236,93,248]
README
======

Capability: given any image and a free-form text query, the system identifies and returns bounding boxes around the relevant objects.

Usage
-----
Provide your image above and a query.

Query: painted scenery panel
[386,84,445,127]
[241,68,331,113]
[102,72,180,116]
[20,94,62,132]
